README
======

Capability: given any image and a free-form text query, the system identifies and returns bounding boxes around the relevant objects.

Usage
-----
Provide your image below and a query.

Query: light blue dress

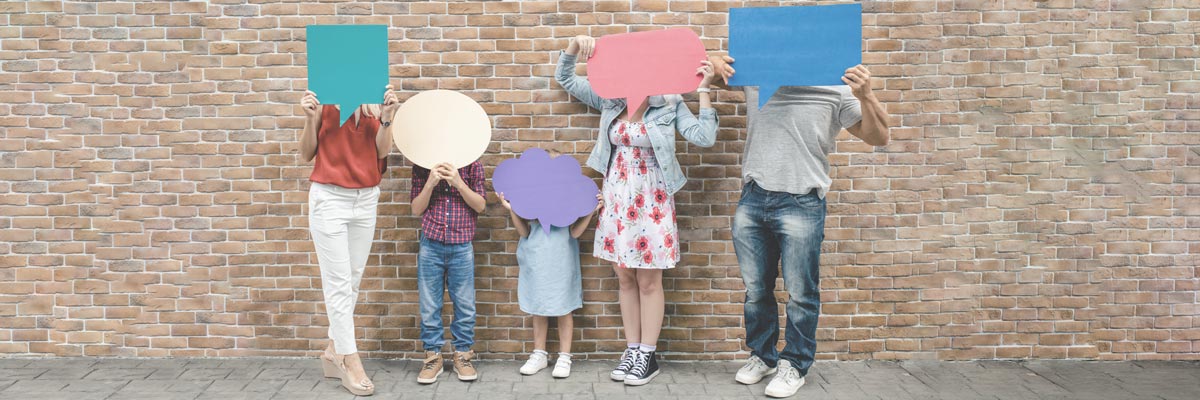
[517,222,583,317]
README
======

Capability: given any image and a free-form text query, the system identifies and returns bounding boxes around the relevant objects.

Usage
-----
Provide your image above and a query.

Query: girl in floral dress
[554,35,719,385]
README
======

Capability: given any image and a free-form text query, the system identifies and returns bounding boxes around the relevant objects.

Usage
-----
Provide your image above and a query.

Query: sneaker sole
[456,371,478,381]
[764,376,805,398]
[416,369,442,384]
[609,371,626,381]
[519,366,547,376]
[623,370,660,386]
[552,371,570,378]
[735,367,777,385]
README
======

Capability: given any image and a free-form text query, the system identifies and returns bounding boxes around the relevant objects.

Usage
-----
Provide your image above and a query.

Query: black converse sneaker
[610,347,638,381]
[623,350,659,386]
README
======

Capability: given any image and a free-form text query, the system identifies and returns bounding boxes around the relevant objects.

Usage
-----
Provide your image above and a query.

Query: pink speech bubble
[587,28,707,113]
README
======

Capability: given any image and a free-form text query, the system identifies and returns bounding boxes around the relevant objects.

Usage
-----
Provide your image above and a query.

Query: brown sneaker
[453,350,478,381]
[416,351,443,384]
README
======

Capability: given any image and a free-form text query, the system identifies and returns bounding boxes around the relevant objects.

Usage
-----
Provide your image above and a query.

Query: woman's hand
[697,60,716,88]
[708,55,736,84]
[302,90,321,120]
[381,84,400,122]
[497,192,513,211]
[566,35,596,59]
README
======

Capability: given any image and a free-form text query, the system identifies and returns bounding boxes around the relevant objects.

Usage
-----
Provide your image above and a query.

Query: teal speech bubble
[306,25,389,126]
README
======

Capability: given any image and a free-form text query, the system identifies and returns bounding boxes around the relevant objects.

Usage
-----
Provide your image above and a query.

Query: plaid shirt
[410,161,486,244]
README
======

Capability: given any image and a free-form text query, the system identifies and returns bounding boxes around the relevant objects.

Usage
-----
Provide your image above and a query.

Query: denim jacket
[554,52,718,194]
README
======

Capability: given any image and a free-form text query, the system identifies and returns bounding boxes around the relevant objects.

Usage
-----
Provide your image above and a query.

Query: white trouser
[308,182,379,355]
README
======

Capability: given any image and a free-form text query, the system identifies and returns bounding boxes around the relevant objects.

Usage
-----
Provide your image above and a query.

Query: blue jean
[417,236,476,352]
[732,181,826,376]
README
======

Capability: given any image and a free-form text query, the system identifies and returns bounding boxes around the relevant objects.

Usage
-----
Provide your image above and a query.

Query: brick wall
[0,0,1197,361]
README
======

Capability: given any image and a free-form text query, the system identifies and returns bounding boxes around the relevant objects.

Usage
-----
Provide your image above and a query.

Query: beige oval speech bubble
[392,90,491,169]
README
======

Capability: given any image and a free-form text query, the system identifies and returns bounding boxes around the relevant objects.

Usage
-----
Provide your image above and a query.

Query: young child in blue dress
[497,158,602,379]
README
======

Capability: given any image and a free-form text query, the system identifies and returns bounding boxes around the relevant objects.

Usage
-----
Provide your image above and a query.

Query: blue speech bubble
[728,4,862,108]
[306,25,389,126]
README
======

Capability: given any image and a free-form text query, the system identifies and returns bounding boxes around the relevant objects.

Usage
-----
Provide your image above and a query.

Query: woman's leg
[635,269,665,348]
[557,313,574,354]
[532,315,549,351]
[615,265,642,346]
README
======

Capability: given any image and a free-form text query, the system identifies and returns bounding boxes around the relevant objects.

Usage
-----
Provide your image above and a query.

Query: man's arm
[843,65,890,146]
[707,54,735,91]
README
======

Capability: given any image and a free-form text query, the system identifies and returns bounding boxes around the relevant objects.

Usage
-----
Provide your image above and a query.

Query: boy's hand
[425,165,444,187]
[497,192,513,211]
[435,162,462,188]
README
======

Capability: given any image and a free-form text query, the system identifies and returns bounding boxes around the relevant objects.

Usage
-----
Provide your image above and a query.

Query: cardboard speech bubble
[586,28,707,113]
[728,4,863,107]
[493,148,600,234]
[392,90,491,169]
[306,24,389,126]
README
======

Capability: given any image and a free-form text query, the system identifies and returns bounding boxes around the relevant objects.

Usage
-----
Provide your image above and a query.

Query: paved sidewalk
[0,358,1197,399]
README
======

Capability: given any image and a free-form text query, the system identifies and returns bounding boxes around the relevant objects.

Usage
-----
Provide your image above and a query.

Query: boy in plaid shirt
[410,160,486,384]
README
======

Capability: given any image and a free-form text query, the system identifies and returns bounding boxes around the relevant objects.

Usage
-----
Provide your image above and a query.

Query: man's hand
[708,55,735,84]
[842,65,873,100]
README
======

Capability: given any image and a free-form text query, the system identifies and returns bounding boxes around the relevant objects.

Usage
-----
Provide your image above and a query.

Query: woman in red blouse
[300,85,398,396]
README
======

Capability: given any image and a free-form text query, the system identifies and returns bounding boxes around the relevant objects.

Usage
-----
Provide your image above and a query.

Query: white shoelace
[743,356,767,372]
[615,348,637,372]
[776,363,801,385]
[627,350,650,377]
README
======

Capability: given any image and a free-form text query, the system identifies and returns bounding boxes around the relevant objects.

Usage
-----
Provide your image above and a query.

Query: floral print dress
[594,120,679,269]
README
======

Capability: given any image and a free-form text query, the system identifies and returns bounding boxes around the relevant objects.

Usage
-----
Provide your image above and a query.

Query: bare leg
[532,315,548,351]
[636,269,665,348]
[557,313,574,354]
[615,266,642,346]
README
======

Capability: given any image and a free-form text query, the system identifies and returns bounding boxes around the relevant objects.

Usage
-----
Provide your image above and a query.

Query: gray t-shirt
[743,86,862,198]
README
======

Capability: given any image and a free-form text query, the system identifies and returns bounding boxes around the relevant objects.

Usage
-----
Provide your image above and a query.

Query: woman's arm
[377,85,399,159]
[569,194,603,239]
[673,60,719,148]
[498,193,530,237]
[300,91,322,162]
[555,35,606,110]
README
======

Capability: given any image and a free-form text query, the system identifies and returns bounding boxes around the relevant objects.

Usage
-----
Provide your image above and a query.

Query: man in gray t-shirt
[709,57,892,398]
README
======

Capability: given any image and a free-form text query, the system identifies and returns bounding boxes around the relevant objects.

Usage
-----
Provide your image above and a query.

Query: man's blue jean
[732,181,826,377]
[417,235,476,352]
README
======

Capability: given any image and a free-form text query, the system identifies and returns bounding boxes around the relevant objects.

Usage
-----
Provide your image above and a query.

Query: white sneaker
[735,355,777,384]
[551,354,572,378]
[764,360,805,398]
[519,351,548,375]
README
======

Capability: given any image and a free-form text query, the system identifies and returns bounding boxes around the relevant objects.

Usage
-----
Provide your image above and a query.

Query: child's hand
[594,194,604,213]
[497,192,513,211]
[436,162,462,187]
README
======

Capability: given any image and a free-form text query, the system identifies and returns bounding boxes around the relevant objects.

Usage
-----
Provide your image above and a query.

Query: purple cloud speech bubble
[493,148,600,234]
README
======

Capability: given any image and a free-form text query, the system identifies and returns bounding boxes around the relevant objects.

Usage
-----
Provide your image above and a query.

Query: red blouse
[309,105,388,188]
